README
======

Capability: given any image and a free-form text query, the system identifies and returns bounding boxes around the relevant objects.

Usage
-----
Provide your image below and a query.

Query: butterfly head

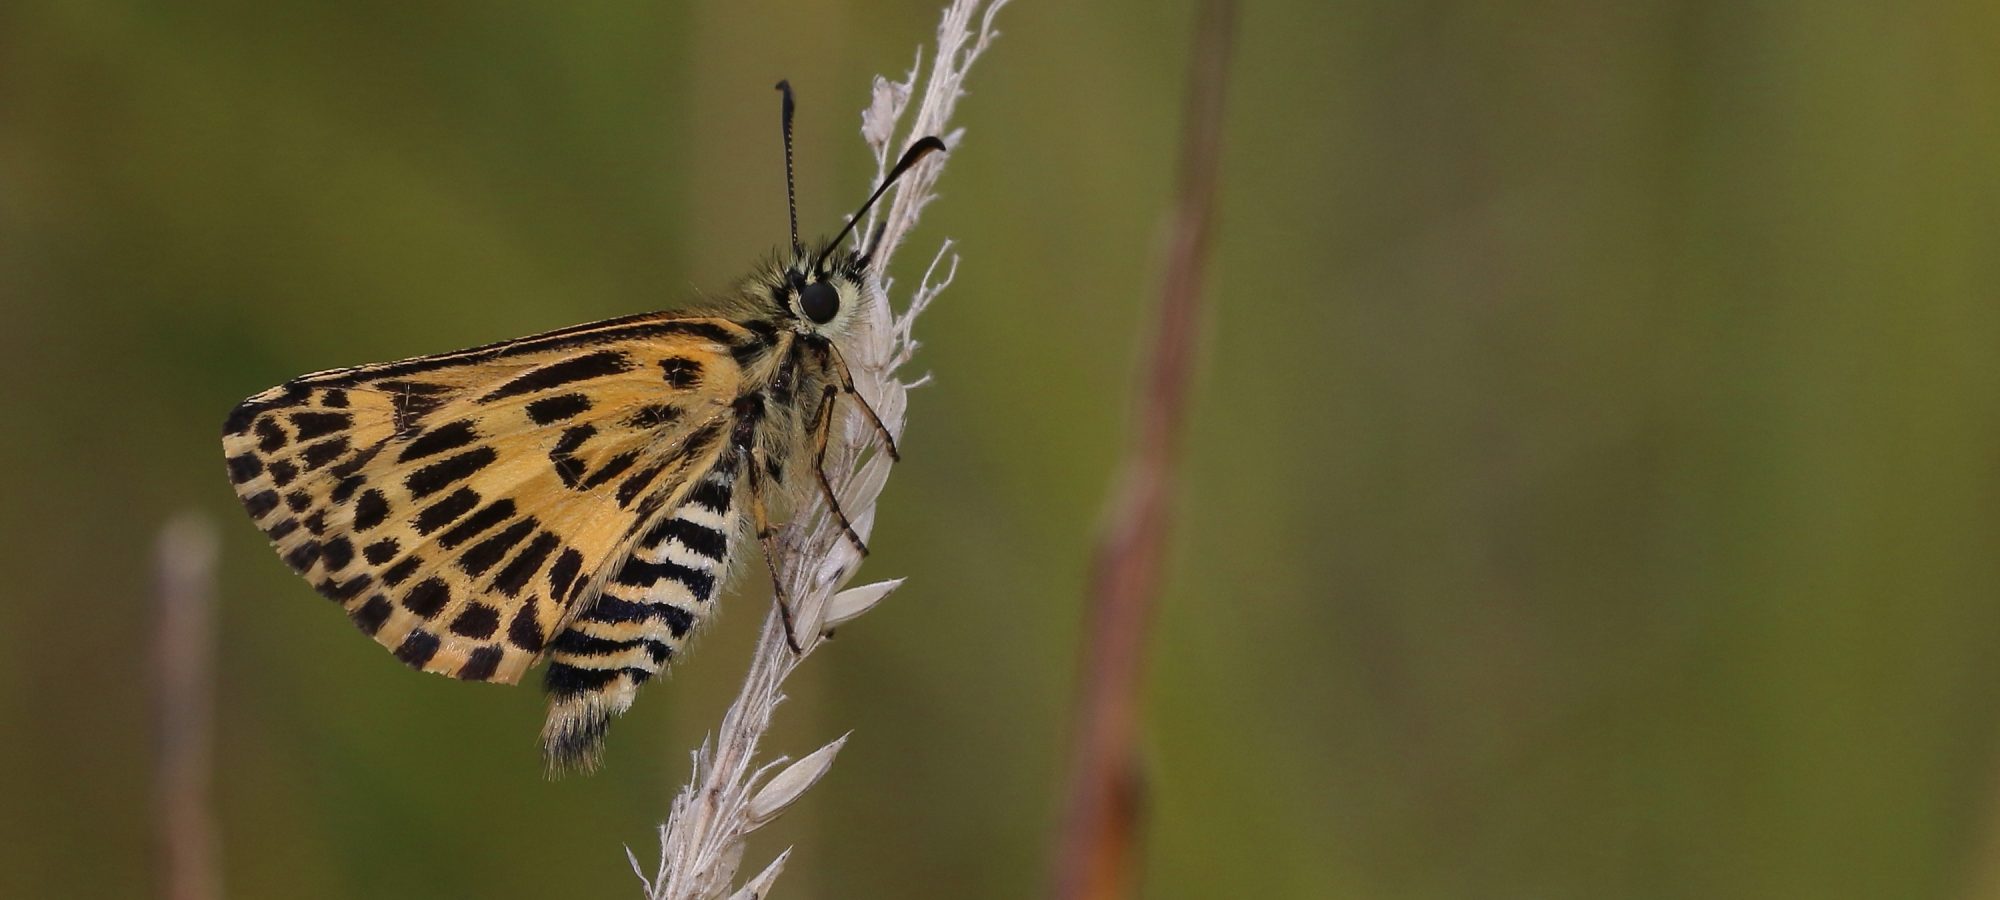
[769,246,870,337]
[769,81,946,338]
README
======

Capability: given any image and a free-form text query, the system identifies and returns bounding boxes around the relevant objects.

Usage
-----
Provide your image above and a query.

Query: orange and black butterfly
[221,82,942,772]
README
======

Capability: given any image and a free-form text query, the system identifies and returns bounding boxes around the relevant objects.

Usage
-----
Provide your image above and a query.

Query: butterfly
[221,81,943,772]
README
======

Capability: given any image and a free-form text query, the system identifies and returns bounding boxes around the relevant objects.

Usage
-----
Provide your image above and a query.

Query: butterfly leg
[815,338,901,461]
[744,445,806,655]
[808,383,870,557]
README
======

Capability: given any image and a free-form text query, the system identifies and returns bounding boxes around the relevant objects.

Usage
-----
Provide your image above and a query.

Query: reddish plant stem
[1050,2,1235,898]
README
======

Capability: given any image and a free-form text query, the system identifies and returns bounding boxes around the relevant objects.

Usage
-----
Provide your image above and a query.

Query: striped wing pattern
[541,454,741,768]
[218,231,912,774]
[221,314,762,709]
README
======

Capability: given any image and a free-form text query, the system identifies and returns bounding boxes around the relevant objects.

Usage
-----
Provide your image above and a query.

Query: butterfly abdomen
[540,454,743,770]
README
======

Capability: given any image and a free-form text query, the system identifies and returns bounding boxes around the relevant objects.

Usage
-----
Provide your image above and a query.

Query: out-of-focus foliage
[2,2,1997,898]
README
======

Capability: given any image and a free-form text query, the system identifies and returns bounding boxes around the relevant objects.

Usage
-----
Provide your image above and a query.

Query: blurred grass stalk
[1049,2,1234,898]
[631,2,1007,898]
[153,512,221,900]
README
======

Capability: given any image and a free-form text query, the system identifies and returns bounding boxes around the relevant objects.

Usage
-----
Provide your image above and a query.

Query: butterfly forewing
[222,314,761,684]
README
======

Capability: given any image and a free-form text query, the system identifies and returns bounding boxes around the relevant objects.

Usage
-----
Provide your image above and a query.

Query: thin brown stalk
[154,512,222,900]
[1049,2,1235,898]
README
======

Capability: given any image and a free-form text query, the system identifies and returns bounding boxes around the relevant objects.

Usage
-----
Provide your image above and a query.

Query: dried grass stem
[635,3,1007,897]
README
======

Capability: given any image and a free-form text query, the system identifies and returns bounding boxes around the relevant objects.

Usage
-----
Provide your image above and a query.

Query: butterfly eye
[799,281,839,325]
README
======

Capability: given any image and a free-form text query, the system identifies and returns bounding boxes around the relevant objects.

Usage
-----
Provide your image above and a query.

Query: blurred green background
[4,1,1999,898]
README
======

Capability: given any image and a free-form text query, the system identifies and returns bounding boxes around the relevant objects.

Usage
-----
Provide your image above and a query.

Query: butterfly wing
[222,313,770,684]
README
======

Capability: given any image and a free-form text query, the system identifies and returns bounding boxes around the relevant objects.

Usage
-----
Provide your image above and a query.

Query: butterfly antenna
[775,80,801,256]
[815,136,948,272]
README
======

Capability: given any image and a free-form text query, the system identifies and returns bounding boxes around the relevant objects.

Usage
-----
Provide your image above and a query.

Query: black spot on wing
[254,419,288,453]
[627,491,669,524]
[459,518,536,578]
[362,538,400,565]
[581,451,639,491]
[226,453,263,484]
[508,604,545,653]
[526,393,592,424]
[547,547,584,601]
[404,446,497,499]
[353,595,393,635]
[402,577,450,617]
[549,425,595,488]
[283,540,321,572]
[492,531,561,597]
[397,419,479,463]
[243,490,281,519]
[353,489,390,532]
[615,463,668,508]
[268,460,299,487]
[223,385,304,437]
[438,498,515,548]
[658,356,703,389]
[223,403,260,438]
[393,629,440,668]
[412,487,480,535]
[290,411,350,441]
[331,475,365,504]
[450,603,501,639]
[326,441,382,480]
[457,645,503,680]
[627,403,682,429]
[619,421,723,508]
[380,381,451,433]
[381,556,422,586]
[300,437,350,470]
[484,350,633,401]
[321,537,354,572]
[321,574,373,602]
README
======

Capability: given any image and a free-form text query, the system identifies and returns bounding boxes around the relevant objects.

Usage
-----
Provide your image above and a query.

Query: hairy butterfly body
[221,83,942,772]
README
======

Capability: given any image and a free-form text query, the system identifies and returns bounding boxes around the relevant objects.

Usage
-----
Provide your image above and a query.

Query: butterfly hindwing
[540,453,743,769]
[222,313,768,685]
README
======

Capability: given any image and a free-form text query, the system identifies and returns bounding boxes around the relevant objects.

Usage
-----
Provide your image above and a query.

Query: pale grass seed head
[633,3,1007,898]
